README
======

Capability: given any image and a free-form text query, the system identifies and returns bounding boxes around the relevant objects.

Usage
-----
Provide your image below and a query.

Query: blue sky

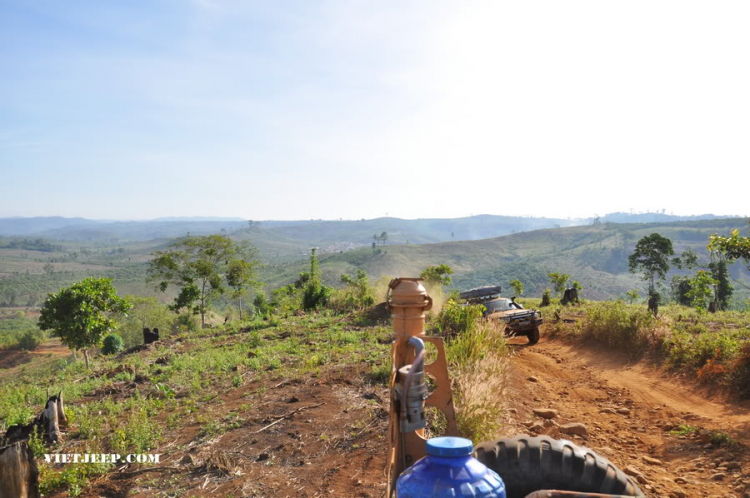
[1,1,749,220]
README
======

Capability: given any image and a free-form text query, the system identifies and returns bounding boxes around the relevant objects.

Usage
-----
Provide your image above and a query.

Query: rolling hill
[263,218,750,303]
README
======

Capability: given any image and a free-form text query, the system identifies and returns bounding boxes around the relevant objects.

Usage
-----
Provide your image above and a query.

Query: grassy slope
[0,312,394,496]
[292,219,750,302]
[1,218,748,312]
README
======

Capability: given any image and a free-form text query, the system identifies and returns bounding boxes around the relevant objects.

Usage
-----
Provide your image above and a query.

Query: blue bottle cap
[425,437,474,457]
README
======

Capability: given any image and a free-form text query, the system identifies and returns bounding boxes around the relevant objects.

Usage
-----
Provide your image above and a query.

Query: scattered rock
[532,408,558,420]
[669,491,687,498]
[723,462,742,471]
[543,419,558,428]
[599,408,616,414]
[529,421,545,433]
[559,423,588,437]
[528,376,539,383]
[643,456,663,466]
[623,466,643,478]
[616,407,631,415]
[711,473,726,481]
[635,474,648,485]
[674,477,688,484]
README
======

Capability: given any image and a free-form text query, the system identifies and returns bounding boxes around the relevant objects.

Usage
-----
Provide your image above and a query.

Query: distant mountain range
[0,213,740,246]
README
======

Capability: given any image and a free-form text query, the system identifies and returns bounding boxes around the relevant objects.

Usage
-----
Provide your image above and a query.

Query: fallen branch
[253,403,324,434]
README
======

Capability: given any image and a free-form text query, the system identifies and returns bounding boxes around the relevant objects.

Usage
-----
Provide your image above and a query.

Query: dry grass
[447,320,509,444]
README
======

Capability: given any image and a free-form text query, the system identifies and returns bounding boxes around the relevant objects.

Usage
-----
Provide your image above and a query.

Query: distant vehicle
[459,286,543,345]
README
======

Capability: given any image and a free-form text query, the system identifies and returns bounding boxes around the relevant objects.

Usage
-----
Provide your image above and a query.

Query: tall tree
[509,279,524,297]
[686,270,717,312]
[226,251,262,321]
[420,264,454,288]
[709,225,750,267]
[547,272,570,297]
[380,231,388,246]
[628,233,675,296]
[39,278,132,368]
[148,235,246,328]
[302,248,331,310]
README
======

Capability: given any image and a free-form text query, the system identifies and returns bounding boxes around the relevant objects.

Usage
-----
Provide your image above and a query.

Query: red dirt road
[503,335,750,498]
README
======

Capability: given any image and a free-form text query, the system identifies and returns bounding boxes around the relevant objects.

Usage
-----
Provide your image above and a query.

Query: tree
[102,333,125,355]
[380,231,388,246]
[420,264,454,288]
[686,270,717,312]
[628,233,675,296]
[670,275,693,306]
[625,289,639,304]
[302,248,332,310]
[340,270,375,310]
[547,272,570,297]
[675,247,732,310]
[709,226,750,268]
[148,235,253,328]
[708,257,732,310]
[226,246,262,321]
[509,279,524,297]
[39,278,131,368]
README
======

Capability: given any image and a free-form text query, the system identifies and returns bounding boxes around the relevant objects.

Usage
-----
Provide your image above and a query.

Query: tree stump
[0,441,40,498]
[560,288,580,306]
[648,294,659,317]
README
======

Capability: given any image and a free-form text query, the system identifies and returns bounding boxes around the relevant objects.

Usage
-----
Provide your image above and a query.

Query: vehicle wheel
[527,327,540,345]
[473,434,644,498]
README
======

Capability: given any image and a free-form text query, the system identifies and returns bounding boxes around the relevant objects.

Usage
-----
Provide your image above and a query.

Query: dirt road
[503,335,750,498]
[72,332,749,497]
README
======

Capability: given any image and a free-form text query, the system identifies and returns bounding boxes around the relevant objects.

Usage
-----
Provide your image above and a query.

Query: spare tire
[473,434,644,498]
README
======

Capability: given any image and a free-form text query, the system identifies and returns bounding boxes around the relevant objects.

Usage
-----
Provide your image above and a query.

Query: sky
[1,0,748,221]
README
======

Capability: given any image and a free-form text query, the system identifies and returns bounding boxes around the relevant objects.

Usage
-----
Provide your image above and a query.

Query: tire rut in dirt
[473,434,644,498]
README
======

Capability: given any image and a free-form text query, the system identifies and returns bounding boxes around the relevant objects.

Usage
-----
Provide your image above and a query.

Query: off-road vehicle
[460,285,543,345]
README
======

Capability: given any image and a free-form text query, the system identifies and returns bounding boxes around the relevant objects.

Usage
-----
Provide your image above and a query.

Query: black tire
[473,434,644,498]
[527,327,540,345]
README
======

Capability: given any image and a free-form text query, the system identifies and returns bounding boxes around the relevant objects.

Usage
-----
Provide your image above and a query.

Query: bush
[582,301,655,348]
[101,334,124,355]
[18,330,43,351]
[433,300,485,337]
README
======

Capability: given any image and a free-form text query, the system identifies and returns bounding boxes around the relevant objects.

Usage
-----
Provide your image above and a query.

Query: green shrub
[433,300,485,337]
[101,334,124,355]
[18,330,43,351]
[583,301,654,348]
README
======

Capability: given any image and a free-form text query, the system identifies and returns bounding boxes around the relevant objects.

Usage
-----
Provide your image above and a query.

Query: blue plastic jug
[396,437,506,498]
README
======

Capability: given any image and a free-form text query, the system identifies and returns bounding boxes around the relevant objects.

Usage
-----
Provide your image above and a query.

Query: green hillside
[261,219,750,304]
[1,218,748,312]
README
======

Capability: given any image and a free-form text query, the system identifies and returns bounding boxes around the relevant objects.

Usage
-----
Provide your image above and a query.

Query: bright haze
[1,1,748,221]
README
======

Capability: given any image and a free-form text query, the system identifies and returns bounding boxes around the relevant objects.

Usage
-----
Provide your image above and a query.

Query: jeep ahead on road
[460,285,543,345]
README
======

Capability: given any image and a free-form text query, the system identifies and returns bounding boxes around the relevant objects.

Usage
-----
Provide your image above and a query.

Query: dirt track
[67,332,750,497]
[504,335,750,498]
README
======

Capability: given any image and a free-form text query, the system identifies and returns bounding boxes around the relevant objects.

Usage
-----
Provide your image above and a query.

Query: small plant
[18,330,43,351]
[101,333,124,355]
[28,426,46,458]
[708,430,736,446]
[670,424,699,437]
[369,363,391,385]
